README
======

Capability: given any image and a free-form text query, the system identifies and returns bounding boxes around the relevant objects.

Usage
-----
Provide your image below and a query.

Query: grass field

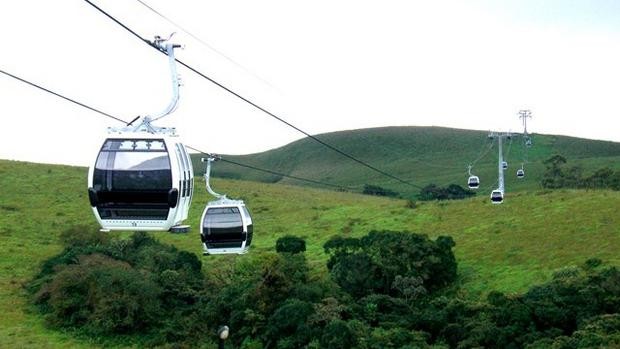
[1,159,619,347]
[199,127,620,198]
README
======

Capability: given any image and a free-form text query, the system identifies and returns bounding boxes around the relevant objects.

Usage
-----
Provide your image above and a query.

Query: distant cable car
[525,138,532,147]
[502,161,508,170]
[201,199,253,255]
[200,157,253,255]
[466,165,479,189]
[468,175,480,189]
[88,133,193,232]
[87,37,193,232]
[490,189,504,204]
[517,168,525,178]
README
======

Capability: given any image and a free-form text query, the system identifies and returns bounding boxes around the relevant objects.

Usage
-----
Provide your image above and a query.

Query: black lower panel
[202,227,246,249]
[98,207,169,220]
[206,242,243,249]
[95,189,171,220]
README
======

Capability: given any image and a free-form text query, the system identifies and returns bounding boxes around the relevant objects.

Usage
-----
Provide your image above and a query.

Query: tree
[363,184,400,198]
[276,235,306,254]
[542,155,568,188]
[418,184,475,201]
[324,231,457,298]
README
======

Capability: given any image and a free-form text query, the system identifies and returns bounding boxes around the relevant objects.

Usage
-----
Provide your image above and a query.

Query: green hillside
[1,159,620,347]
[196,126,620,198]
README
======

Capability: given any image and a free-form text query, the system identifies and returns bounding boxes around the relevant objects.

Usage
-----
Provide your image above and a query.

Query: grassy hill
[1,159,620,347]
[195,126,620,198]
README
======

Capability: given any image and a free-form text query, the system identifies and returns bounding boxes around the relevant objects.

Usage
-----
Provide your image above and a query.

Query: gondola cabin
[200,199,253,255]
[87,132,194,231]
[490,189,504,204]
[467,175,480,189]
[517,169,525,178]
[502,161,508,170]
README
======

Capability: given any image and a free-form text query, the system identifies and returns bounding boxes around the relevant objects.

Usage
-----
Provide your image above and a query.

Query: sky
[1,0,620,166]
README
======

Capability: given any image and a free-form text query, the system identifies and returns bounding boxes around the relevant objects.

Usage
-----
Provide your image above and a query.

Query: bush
[324,230,457,298]
[363,184,400,198]
[419,183,475,201]
[276,235,306,254]
[29,230,206,345]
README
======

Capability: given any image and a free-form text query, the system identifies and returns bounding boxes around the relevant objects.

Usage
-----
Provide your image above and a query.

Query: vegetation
[197,126,620,197]
[542,155,620,190]
[324,231,456,298]
[275,235,307,254]
[418,184,475,201]
[29,228,620,348]
[362,184,400,198]
[2,158,620,347]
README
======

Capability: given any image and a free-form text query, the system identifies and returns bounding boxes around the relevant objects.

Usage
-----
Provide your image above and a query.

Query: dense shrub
[29,229,207,346]
[324,230,457,299]
[418,183,476,201]
[542,155,620,190]
[275,235,306,254]
[362,184,400,198]
[29,226,620,348]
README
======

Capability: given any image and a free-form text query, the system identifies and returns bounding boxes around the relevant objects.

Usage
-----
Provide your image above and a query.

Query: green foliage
[29,230,206,346]
[319,319,357,349]
[418,184,476,201]
[542,155,620,190]
[362,184,400,198]
[275,235,306,254]
[324,231,457,298]
[199,126,620,198]
[4,159,620,348]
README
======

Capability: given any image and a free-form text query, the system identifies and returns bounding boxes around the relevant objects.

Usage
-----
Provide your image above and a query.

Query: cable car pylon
[489,131,506,204]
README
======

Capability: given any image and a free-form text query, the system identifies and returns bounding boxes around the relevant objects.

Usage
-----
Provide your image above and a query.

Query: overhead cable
[0,68,356,191]
[82,0,423,190]
[0,69,129,125]
[134,0,278,91]
[186,146,356,191]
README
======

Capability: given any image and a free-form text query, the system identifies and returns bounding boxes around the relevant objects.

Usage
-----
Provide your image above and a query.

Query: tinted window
[92,139,172,220]
[204,207,242,227]
[94,139,172,191]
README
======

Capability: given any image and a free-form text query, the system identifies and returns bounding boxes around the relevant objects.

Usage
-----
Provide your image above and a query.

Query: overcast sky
[1,0,620,166]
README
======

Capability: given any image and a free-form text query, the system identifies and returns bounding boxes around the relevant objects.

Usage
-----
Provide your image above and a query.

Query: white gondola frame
[200,199,253,255]
[468,175,480,189]
[87,131,194,231]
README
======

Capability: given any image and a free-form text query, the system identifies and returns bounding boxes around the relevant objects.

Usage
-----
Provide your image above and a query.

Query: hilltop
[194,126,620,198]
[1,159,619,347]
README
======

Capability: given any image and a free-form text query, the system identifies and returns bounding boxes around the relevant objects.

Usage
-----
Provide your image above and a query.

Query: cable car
[502,161,508,170]
[490,189,504,204]
[87,132,194,232]
[517,169,525,178]
[201,199,253,255]
[525,138,532,147]
[467,175,480,189]
[199,157,253,255]
[87,38,193,232]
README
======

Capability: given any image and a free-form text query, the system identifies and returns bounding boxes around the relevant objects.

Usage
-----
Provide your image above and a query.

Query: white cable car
[200,157,253,255]
[502,161,508,170]
[517,168,525,178]
[201,199,253,255]
[490,189,504,204]
[88,133,194,231]
[467,165,479,189]
[87,37,193,232]
[468,175,480,189]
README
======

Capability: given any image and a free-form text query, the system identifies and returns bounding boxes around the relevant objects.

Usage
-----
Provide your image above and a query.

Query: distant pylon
[518,110,532,135]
